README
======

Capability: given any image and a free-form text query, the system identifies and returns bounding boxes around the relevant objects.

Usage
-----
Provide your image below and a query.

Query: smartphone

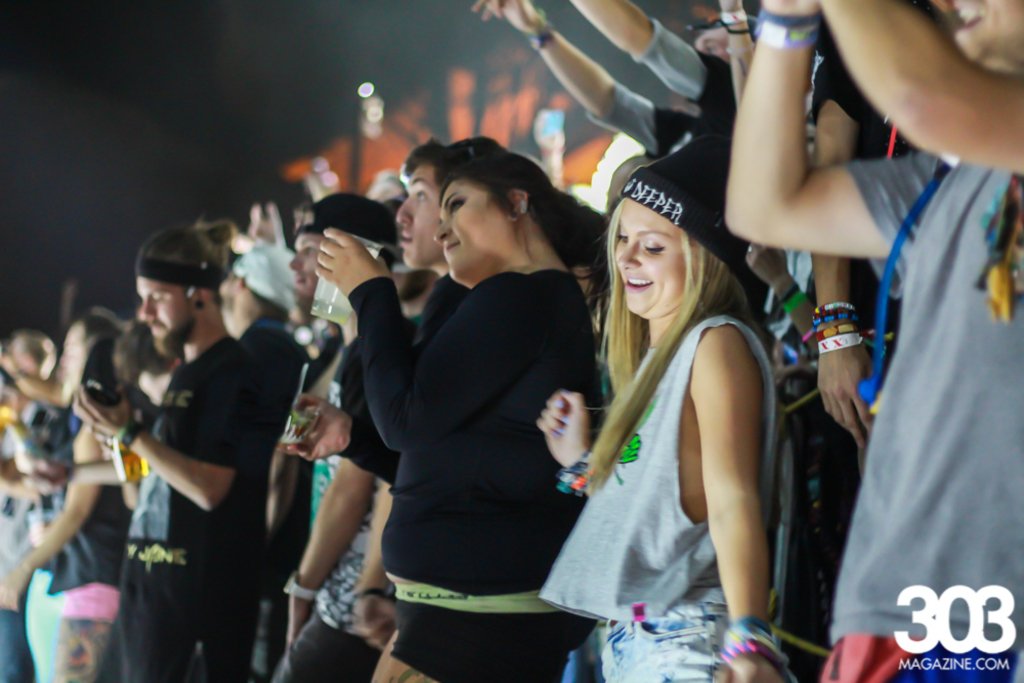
[85,379,121,407]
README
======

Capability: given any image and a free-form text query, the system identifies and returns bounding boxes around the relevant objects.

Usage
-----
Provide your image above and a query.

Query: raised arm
[351,275,548,451]
[821,0,1024,173]
[725,2,887,257]
[570,0,709,99]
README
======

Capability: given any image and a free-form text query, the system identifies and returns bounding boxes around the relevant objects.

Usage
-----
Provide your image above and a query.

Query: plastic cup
[111,439,150,483]
[310,234,384,325]
[279,406,319,445]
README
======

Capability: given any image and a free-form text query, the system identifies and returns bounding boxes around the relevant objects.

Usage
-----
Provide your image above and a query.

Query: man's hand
[281,395,353,461]
[352,594,397,650]
[472,0,546,34]
[72,387,131,438]
[818,344,873,449]
[286,594,314,648]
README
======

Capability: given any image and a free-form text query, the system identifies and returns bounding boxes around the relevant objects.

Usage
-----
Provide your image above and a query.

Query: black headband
[135,255,225,290]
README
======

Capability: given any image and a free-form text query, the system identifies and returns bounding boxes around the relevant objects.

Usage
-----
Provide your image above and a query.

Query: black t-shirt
[650,54,736,158]
[121,337,273,640]
[341,275,468,484]
[50,339,131,593]
[350,270,595,595]
[238,320,311,587]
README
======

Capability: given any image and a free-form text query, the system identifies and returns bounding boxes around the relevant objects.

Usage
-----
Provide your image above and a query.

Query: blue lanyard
[858,161,952,406]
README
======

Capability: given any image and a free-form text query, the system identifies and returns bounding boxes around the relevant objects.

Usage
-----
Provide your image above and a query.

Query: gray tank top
[540,316,777,622]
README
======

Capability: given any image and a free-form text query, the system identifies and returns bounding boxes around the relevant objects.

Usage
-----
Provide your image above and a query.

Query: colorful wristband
[720,10,749,25]
[782,289,809,314]
[816,322,859,340]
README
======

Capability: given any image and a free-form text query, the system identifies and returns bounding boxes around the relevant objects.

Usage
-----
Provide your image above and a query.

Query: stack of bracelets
[721,616,787,674]
[811,302,863,355]
[555,451,591,496]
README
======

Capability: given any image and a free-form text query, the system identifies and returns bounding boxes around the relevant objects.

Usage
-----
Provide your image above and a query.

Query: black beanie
[621,135,767,311]
[299,193,396,245]
[298,193,398,267]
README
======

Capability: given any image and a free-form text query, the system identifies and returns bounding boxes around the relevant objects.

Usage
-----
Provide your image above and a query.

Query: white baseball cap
[232,243,297,312]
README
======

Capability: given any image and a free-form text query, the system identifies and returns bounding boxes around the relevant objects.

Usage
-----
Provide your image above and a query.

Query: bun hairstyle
[440,152,605,272]
[138,219,237,272]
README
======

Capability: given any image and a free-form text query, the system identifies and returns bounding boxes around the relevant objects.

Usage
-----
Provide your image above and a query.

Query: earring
[518,200,528,215]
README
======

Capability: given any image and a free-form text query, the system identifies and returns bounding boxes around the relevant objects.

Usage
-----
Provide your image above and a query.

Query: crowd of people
[1,0,1021,681]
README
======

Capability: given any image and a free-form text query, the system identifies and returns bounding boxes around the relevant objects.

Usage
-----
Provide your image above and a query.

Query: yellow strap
[395,582,559,614]
[771,625,832,659]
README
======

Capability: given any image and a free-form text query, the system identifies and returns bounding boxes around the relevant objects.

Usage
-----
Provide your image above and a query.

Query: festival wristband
[720,10,749,25]
[761,12,823,49]
[818,332,863,354]
[801,328,816,344]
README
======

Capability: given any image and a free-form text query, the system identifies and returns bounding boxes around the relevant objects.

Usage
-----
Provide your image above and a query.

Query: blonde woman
[538,137,785,683]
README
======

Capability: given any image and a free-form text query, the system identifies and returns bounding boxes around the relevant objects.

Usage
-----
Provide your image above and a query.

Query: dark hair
[441,152,605,271]
[403,137,506,187]
[114,321,171,386]
[137,219,236,272]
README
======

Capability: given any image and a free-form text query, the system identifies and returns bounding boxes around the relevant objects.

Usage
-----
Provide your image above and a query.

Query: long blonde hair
[589,201,754,489]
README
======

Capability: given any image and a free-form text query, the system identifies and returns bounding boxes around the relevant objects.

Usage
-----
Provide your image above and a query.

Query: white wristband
[283,571,319,601]
[720,10,749,25]
[818,332,863,355]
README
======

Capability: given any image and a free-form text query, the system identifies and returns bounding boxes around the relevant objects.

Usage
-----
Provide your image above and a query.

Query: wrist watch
[283,571,319,601]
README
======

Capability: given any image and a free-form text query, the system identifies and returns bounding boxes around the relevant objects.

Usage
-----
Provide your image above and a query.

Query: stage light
[357,82,375,99]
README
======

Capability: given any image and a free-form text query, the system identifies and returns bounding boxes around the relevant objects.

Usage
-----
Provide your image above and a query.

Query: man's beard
[155,315,195,360]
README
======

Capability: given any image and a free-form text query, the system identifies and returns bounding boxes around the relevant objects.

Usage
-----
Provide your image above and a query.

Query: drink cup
[279,406,319,446]
[310,234,384,325]
[111,438,150,483]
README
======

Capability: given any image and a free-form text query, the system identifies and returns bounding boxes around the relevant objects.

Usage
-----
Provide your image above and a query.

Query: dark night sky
[0,1,705,340]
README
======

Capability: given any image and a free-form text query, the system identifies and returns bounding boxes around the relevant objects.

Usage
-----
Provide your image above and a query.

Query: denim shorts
[601,602,728,683]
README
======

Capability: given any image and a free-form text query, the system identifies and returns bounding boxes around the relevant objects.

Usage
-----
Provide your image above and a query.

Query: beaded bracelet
[812,311,859,328]
[721,616,786,672]
[555,451,591,496]
[816,301,856,314]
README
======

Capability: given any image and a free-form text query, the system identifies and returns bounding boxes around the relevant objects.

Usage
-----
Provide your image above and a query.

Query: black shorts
[392,600,594,683]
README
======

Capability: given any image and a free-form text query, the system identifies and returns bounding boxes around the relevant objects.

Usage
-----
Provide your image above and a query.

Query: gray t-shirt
[541,316,776,622]
[835,154,1024,649]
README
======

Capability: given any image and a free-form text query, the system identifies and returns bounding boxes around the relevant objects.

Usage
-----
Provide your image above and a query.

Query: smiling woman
[314,146,607,683]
